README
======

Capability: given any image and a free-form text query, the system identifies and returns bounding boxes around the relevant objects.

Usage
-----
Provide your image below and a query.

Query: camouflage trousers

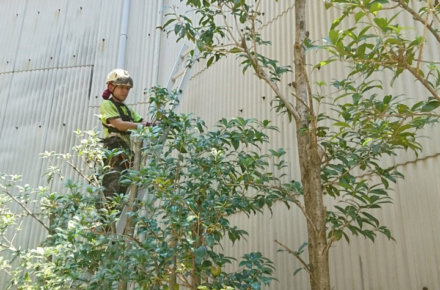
[99,136,131,209]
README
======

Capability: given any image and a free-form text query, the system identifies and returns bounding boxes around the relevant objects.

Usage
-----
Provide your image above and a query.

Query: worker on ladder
[99,68,151,207]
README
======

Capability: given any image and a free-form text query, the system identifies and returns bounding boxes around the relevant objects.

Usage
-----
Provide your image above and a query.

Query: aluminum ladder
[115,43,196,235]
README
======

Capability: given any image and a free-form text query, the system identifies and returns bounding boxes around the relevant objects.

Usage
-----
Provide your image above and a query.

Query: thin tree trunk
[294,1,330,289]
[168,237,177,290]
[191,218,203,289]
[124,137,142,237]
[119,137,142,290]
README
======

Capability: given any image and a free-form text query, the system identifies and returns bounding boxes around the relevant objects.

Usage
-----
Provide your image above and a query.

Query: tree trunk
[296,134,330,290]
[168,236,177,290]
[119,137,142,290]
[294,1,330,289]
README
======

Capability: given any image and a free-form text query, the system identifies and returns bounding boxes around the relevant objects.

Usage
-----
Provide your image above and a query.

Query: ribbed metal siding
[0,0,161,168]
[182,1,307,288]
[0,66,93,286]
[0,67,89,179]
[0,0,162,194]
[0,0,161,287]
[177,1,440,289]
[1,0,439,289]
[88,1,160,126]
[330,156,440,290]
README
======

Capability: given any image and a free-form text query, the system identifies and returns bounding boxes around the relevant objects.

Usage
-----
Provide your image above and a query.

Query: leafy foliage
[2,1,440,290]
[164,0,292,118]
[0,89,286,289]
[322,0,440,100]
[165,1,440,289]
[318,0,440,244]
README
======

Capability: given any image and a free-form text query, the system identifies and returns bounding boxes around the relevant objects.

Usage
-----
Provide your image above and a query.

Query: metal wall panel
[7,0,68,71]
[0,0,161,287]
[88,1,160,126]
[0,0,27,73]
[0,66,93,286]
[122,0,160,118]
[329,156,440,290]
[1,0,440,289]
[87,0,124,110]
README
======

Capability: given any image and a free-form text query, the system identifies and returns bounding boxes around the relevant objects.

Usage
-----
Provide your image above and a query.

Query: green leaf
[207,56,215,68]
[229,47,243,53]
[293,267,303,276]
[329,29,339,44]
[231,138,239,150]
[186,215,197,222]
[421,100,440,112]
[361,212,379,226]
[297,242,308,253]
[194,246,207,263]
[355,11,365,22]
[333,121,350,128]
[314,59,336,70]
[373,18,387,31]
[383,95,392,104]
[397,104,409,113]
[363,136,373,146]
[162,18,176,29]
[369,2,382,14]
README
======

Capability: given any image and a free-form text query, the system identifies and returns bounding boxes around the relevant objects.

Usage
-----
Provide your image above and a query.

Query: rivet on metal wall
[37,11,40,14]
[58,9,61,12]
[6,61,9,64]
[73,55,76,58]
[80,6,83,10]
[102,38,105,42]
[16,13,19,16]
[239,109,243,112]
[63,123,66,126]
[28,58,31,62]
[95,96,98,99]
[50,56,53,60]
[15,126,18,130]
[39,125,42,128]
[262,96,266,100]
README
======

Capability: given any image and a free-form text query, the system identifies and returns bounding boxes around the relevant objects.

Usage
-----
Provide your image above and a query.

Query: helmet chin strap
[109,84,124,103]
[112,94,123,103]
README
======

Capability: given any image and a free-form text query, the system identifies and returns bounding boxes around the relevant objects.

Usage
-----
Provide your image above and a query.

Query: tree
[0,88,289,289]
[164,0,440,289]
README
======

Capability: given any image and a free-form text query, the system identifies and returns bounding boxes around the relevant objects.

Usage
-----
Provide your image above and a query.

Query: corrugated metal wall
[0,0,163,286]
[1,0,440,289]
[177,0,440,289]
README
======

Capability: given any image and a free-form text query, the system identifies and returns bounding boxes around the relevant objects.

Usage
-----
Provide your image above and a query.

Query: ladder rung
[181,47,192,58]
[172,70,185,82]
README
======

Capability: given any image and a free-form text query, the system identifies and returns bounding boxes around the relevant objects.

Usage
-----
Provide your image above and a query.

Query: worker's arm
[108,118,148,132]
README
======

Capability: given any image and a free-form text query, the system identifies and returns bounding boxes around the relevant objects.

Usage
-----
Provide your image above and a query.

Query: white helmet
[106,68,133,88]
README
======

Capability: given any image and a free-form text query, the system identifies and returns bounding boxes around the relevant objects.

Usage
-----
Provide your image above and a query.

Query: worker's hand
[143,121,159,127]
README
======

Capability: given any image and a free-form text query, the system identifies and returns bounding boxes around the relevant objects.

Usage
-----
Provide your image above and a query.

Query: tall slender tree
[165,0,440,289]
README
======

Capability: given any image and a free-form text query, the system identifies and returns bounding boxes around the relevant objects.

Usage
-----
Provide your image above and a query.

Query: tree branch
[274,239,311,274]
[404,62,440,102]
[395,0,440,43]
[217,2,300,122]
[2,190,50,232]
[286,192,318,234]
